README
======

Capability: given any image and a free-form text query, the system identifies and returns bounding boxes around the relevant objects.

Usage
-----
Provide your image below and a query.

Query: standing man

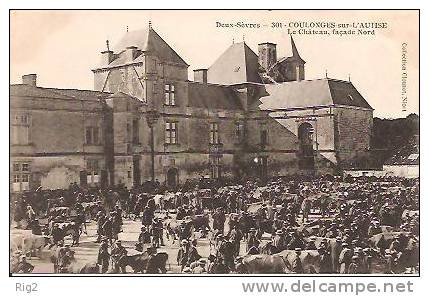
[339,242,353,274]
[146,246,161,274]
[111,240,127,273]
[246,228,260,253]
[272,230,286,253]
[96,212,106,243]
[150,218,164,248]
[102,216,113,244]
[97,239,110,273]
[291,248,304,274]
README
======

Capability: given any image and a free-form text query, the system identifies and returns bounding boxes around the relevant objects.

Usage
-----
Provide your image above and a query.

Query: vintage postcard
[9,10,419,281]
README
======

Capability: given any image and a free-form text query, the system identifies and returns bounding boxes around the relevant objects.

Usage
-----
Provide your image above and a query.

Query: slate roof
[385,136,419,166]
[95,27,188,69]
[207,42,262,85]
[259,78,373,110]
[187,82,242,110]
[10,84,110,101]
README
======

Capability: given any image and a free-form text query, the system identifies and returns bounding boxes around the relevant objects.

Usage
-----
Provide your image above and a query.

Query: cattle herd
[10,174,419,274]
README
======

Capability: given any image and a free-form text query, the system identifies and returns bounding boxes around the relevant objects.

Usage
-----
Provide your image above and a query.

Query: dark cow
[126,252,169,273]
[368,232,411,251]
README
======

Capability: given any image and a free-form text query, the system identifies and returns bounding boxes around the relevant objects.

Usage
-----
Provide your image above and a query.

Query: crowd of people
[10,174,419,274]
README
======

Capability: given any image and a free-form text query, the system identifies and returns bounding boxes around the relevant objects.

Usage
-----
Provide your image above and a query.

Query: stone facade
[10,84,108,191]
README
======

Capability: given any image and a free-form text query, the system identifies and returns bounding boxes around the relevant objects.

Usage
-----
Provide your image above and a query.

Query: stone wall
[333,106,373,167]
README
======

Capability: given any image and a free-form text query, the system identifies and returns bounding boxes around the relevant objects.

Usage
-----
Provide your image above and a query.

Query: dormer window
[164,83,175,106]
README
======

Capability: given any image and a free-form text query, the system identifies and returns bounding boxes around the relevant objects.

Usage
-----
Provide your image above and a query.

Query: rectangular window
[164,84,176,106]
[93,127,99,145]
[11,112,31,145]
[85,126,100,145]
[209,122,219,144]
[235,121,245,142]
[165,121,178,144]
[86,127,92,144]
[12,162,30,192]
[210,156,222,179]
[260,130,268,146]
[86,159,100,186]
[132,119,139,144]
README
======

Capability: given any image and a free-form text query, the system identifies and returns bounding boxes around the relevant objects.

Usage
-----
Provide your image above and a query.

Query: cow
[125,251,169,273]
[64,261,101,274]
[278,250,321,274]
[192,214,211,235]
[82,202,99,220]
[164,219,194,243]
[10,232,49,258]
[236,254,290,274]
[368,231,411,251]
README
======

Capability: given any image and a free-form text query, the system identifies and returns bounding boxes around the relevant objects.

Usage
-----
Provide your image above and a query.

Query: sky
[10,10,419,118]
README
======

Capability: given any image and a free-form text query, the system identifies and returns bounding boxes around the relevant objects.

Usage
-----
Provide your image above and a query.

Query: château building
[10,23,373,191]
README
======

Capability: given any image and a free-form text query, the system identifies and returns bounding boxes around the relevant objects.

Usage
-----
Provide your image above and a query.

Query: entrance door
[133,156,141,187]
[298,122,315,170]
[167,168,178,189]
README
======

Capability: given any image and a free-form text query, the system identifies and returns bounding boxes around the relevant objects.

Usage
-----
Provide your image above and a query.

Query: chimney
[258,43,277,71]
[125,46,138,62]
[193,69,208,83]
[22,74,37,86]
[101,50,114,65]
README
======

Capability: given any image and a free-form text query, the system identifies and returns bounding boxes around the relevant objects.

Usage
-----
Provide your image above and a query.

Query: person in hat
[246,228,260,253]
[348,256,359,274]
[177,239,200,272]
[339,242,353,274]
[102,215,113,244]
[272,229,286,252]
[192,258,207,274]
[111,240,127,273]
[97,239,110,273]
[150,217,164,248]
[29,218,42,235]
[228,224,242,257]
[367,220,382,237]
[384,249,396,274]
[25,205,36,224]
[287,232,304,250]
[176,206,186,220]
[305,236,317,250]
[389,237,401,253]
[212,207,226,234]
[141,205,154,227]
[291,248,304,274]
[51,223,65,246]
[145,246,161,274]
[95,211,106,243]
[362,248,373,273]
[137,226,151,252]
[318,246,333,274]
[57,245,74,273]
[301,197,312,223]
[331,236,343,273]
[217,235,235,272]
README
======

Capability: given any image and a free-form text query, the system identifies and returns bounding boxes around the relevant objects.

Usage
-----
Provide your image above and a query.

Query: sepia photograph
[9,9,419,276]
